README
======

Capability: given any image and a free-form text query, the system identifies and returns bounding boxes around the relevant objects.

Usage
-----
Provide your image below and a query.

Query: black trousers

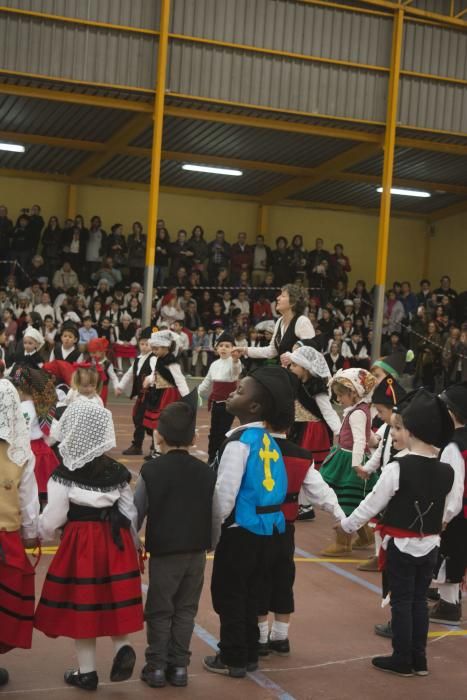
[258,522,295,615]
[208,402,234,462]
[386,539,438,666]
[132,399,148,448]
[211,527,268,668]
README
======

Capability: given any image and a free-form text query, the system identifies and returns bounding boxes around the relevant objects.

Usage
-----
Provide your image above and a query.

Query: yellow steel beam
[66,184,77,219]
[257,205,269,235]
[0,129,105,152]
[335,171,467,197]
[70,114,151,180]
[281,197,426,220]
[450,0,456,15]
[422,225,432,278]
[259,142,381,204]
[456,8,467,18]
[161,150,316,177]
[429,198,467,221]
[359,0,467,27]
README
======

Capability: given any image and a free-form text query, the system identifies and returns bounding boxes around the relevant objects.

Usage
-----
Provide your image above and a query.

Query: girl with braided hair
[12,366,59,508]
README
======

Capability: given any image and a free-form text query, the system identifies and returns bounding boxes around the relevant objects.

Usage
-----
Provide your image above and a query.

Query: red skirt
[31,438,59,494]
[34,521,144,639]
[298,420,331,470]
[112,343,137,359]
[143,387,181,430]
[0,531,35,652]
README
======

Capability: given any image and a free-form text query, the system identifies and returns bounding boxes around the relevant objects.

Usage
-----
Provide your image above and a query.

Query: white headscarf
[23,326,45,349]
[150,330,173,347]
[0,379,33,466]
[52,398,116,471]
[328,368,376,400]
[284,346,330,380]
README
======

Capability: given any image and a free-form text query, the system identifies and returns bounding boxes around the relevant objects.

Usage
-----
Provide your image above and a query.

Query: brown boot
[357,555,379,571]
[320,530,353,557]
[353,525,375,550]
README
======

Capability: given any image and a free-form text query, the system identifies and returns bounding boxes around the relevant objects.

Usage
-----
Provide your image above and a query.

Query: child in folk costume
[0,380,39,688]
[8,326,45,373]
[13,367,59,509]
[257,409,345,657]
[319,368,378,556]
[198,332,242,463]
[49,322,82,363]
[430,382,467,625]
[87,336,119,406]
[356,375,407,572]
[143,331,190,457]
[135,394,216,689]
[118,327,157,456]
[35,400,143,691]
[336,390,458,677]
[205,367,292,679]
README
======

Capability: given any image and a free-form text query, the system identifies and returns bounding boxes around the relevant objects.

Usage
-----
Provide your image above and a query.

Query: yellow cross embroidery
[259,433,279,492]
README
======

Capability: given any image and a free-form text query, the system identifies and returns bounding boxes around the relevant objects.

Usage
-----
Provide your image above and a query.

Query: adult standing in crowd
[189,225,209,279]
[0,205,13,278]
[236,284,315,364]
[85,216,107,281]
[271,236,291,287]
[41,216,63,281]
[155,226,170,286]
[208,230,231,282]
[127,221,147,285]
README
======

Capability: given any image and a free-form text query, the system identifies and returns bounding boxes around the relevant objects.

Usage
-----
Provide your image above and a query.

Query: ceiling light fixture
[0,142,25,153]
[182,164,243,176]
[376,186,431,198]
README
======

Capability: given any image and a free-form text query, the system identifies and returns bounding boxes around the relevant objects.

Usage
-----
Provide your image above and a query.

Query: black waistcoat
[131,353,154,398]
[54,343,81,363]
[274,316,299,356]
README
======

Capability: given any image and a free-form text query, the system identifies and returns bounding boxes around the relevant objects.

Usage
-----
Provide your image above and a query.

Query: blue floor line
[294,545,381,594]
[194,623,297,700]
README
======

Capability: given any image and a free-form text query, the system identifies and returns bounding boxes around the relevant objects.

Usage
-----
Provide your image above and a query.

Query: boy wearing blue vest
[204,367,294,679]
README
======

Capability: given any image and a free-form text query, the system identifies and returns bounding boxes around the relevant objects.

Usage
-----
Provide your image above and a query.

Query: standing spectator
[127,221,147,285]
[400,281,417,319]
[170,230,194,272]
[416,279,431,307]
[34,292,55,321]
[414,320,443,392]
[383,289,405,337]
[308,237,330,273]
[442,327,467,386]
[251,235,271,287]
[62,225,86,272]
[270,236,291,287]
[27,204,45,251]
[41,216,63,279]
[189,225,209,278]
[9,213,32,280]
[289,234,308,282]
[52,261,79,292]
[85,216,107,280]
[0,204,13,277]
[106,223,127,269]
[230,231,253,281]
[207,230,231,281]
[155,227,170,286]
[434,275,458,304]
[330,243,351,285]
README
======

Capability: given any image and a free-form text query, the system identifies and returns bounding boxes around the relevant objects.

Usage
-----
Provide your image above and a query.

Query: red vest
[275,438,312,522]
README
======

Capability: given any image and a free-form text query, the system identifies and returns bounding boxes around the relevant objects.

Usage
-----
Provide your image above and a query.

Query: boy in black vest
[134,391,216,689]
[430,382,467,624]
[336,389,456,677]
[50,322,82,363]
[118,327,156,456]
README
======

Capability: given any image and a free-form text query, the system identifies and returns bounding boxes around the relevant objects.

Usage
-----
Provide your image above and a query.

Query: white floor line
[259,653,379,673]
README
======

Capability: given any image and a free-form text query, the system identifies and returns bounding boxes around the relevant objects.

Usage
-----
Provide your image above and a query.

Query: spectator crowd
[0,203,466,389]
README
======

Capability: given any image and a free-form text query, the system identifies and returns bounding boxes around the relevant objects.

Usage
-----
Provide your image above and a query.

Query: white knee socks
[438,582,460,605]
[270,620,289,641]
[258,621,269,644]
[75,638,97,674]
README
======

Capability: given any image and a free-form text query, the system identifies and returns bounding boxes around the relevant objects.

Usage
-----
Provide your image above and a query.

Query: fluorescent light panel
[0,142,25,153]
[376,186,431,198]
[182,163,243,176]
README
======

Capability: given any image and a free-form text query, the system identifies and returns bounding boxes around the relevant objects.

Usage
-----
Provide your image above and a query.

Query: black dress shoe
[166,665,188,687]
[297,506,315,522]
[140,665,166,688]
[374,621,392,638]
[246,661,258,672]
[412,655,429,676]
[64,669,99,691]
[0,668,9,687]
[372,656,413,677]
[269,638,290,656]
[110,645,136,682]
[203,654,246,678]
[257,641,269,657]
[122,445,143,456]
[426,587,440,601]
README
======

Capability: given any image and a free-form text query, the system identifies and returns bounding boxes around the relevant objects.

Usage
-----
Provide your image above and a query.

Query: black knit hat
[61,322,79,342]
[157,388,198,446]
[215,332,235,346]
[372,376,406,407]
[440,382,467,423]
[250,366,296,430]
[401,388,454,448]
[372,351,407,380]
[139,326,152,340]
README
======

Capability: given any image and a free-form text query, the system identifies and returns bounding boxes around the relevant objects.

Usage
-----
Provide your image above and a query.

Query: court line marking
[295,545,381,594]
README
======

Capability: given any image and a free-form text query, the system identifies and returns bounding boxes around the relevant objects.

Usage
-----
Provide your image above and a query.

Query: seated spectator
[78,314,98,349]
[158,293,184,325]
[93,279,113,307]
[24,279,42,307]
[171,319,191,373]
[258,271,277,302]
[251,234,271,286]
[106,223,127,268]
[342,329,369,368]
[434,275,457,304]
[27,254,48,281]
[341,317,354,342]
[126,296,142,326]
[113,313,137,372]
[414,320,443,392]
[178,288,196,313]
[189,225,209,278]
[382,331,406,356]
[185,300,201,332]
[232,289,250,316]
[442,326,467,385]
[325,340,345,375]
[3,308,17,348]
[221,290,233,315]
[209,301,227,329]
[34,292,55,321]
[351,279,372,306]
[188,269,201,289]
[318,307,335,339]
[52,261,79,291]
[43,315,58,349]
[90,298,105,328]
[214,266,230,289]
[91,257,123,287]
[252,292,272,323]
[230,231,252,281]
[191,326,211,376]
[271,236,291,287]
[41,215,62,278]
[170,265,188,288]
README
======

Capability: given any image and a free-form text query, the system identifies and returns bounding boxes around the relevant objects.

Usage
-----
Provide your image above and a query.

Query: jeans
[145,552,206,669]
[386,539,438,666]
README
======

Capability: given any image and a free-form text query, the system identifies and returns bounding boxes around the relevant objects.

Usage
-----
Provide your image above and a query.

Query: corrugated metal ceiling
[0,143,87,173]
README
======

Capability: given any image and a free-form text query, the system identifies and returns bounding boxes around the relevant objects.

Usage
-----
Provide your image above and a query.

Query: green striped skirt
[320,445,378,516]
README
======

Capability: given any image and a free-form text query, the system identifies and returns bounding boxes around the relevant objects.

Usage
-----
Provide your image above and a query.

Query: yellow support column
[66,184,77,220]
[143,0,171,326]
[372,8,404,363]
[257,204,269,237]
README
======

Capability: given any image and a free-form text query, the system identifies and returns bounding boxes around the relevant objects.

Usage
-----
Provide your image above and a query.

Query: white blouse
[246,315,315,359]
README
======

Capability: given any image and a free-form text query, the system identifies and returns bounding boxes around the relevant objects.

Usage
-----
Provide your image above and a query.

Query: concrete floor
[4,397,465,700]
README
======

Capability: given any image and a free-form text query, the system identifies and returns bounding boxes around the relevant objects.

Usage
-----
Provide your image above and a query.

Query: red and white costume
[21,399,59,497]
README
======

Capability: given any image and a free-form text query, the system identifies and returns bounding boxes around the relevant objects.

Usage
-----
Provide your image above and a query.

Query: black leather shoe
[166,665,188,687]
[110,645,136,682]
[122,445,143,456]
[203,654,246,678]
[257,641,269,656]
[140,665,166,688]
[269,638,290,656]
[372,656,413,677]
[246,661,258,672]
[412,655,429,676]
[297,506,315,522]
[64,669,99,691]
[0,668,9,687]
[374,621,392,638]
